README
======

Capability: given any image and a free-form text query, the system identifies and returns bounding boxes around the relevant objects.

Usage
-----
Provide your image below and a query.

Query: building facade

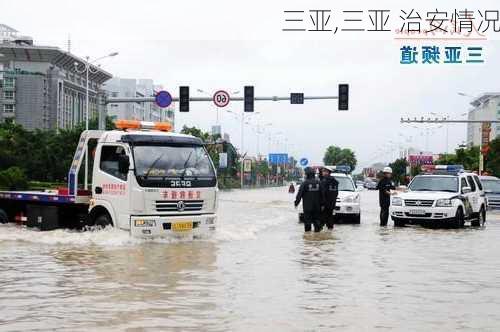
[0,27,112,130]
[466,93,500,146]
[104,77,175,126]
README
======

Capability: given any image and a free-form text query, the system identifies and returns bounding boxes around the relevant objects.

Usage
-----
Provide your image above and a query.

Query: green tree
[485,137,500,177]
[435,146,480,171]
[389,158,408,185]
[323,146,357,171]
[0,167,28,190]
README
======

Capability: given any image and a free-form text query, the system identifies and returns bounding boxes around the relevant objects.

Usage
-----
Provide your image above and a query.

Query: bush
[0,167,29,190]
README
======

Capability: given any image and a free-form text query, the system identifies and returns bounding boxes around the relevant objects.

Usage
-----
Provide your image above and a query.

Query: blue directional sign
[268,153,289,165]
[155,90,172,108]
[300,158,308,167]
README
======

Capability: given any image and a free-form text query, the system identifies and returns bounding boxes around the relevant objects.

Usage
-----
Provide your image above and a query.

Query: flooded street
[1,187,500,331]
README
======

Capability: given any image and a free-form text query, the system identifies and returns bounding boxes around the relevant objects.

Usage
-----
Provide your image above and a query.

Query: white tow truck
[390,165,487,228]
[0,120,218,238]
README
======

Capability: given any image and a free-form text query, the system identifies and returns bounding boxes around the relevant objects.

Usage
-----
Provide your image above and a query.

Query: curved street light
[74,52,119,189]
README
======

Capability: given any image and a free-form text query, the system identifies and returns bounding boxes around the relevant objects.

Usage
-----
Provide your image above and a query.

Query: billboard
[243,159,252,173]
[408,154,433,166]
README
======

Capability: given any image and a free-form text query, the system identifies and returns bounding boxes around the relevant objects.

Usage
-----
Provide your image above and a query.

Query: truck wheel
[94,213,112,229]
[393,218,405,227]
[0,209,8,224]
[453,208,465,228]
[471,207,486,227]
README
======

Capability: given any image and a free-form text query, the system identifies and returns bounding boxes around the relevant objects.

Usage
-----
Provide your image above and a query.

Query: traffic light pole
[105,95,339,104]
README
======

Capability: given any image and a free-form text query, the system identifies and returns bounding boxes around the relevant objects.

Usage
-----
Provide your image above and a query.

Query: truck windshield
[333,176,355,192]
[133,145,215,179]
[482,179,500,193]
[409,176,458,192]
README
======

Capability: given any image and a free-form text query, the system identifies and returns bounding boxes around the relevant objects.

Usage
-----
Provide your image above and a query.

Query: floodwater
[1,188,500,331]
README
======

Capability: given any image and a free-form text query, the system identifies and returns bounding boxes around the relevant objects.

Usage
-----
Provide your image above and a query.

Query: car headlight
[134,219,156,227]
[392,197,403,206]
[344,195,359,203]
[436,199,453,207]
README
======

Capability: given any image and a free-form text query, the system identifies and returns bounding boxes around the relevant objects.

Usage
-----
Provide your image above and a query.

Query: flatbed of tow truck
[0,190,90,205]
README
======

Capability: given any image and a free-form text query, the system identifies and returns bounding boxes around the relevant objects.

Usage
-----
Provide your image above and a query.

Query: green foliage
[435,146,480,171]
[0,167,28,190]
[485,137,500,177]
[0,117,115,186]
[323,146,357,171]
[389,158,408,185]
[180,125,241,188]
[410,165,421,177]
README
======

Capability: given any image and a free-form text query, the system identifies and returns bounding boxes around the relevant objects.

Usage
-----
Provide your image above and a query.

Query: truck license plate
[172,221,193,232]
[409,209,426,216]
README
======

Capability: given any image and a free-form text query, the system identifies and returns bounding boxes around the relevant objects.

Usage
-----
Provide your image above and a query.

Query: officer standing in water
[295,167,322,232]
[320,166,339,230]
[377,166,396,226]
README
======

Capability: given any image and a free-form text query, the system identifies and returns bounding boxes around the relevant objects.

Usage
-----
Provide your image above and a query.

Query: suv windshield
[482,179,500,193]
[333,176,355,191]
[409,176,458,192]
[133,145,215,179]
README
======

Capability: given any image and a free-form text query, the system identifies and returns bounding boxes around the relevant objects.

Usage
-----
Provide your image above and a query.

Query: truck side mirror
[118,155,130,174]
[462,186,471,194]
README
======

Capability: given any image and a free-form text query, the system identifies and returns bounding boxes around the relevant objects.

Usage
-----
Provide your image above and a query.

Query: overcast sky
[3,0,500,170]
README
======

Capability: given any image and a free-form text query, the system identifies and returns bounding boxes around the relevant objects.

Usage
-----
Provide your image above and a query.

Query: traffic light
[244,86,254,112]
[179,86,189,112]
[338,84,349,111]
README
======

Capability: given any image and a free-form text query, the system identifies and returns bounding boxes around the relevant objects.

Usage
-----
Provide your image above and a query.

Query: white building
[466,93,500,146]
[104,77,175,126]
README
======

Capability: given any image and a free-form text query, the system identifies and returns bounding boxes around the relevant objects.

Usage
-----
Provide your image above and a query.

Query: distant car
[333,173,361,223]
[298,172,361,224]
[355,180,365,188]
[364,180,377,190]
[480,175,500,210]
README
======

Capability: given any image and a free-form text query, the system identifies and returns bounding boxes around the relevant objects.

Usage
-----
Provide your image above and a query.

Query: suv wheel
[472,206,486,227]
[453,207,465,228]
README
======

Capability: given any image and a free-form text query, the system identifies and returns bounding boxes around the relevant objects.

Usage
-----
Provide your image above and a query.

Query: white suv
[333,173,361,224]
[390,165,487,228]
[297,168,361,224]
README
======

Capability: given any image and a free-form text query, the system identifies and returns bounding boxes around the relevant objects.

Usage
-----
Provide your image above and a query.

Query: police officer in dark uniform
[320,166,339,230]
[377,166,396,226]
[295,167,322,232]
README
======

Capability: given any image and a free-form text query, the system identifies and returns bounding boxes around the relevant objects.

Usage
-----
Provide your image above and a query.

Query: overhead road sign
[155,90,172,108]
[213,90,230,108]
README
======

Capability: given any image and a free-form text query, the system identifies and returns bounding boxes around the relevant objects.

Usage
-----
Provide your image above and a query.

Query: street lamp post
[458,91,483,174]
[74,52,118,190]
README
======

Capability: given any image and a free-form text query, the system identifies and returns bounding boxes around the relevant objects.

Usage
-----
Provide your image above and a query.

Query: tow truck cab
[390,165,486,228]
[0,120,218,238]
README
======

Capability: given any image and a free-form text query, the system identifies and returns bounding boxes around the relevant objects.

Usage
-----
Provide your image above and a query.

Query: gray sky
[3,0,500,170]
